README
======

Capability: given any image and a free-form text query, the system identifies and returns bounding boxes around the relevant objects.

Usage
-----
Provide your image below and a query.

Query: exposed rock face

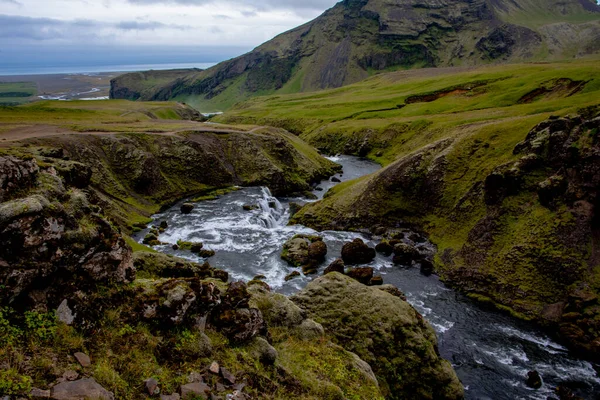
[110,0,600,105]
[0,156,135,314]
[0,156,39,202]
[291,273,464,400]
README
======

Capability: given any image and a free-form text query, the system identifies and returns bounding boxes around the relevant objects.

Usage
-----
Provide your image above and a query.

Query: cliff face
[110,0,600,108]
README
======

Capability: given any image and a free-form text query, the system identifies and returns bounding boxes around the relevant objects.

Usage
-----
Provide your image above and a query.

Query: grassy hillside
[110,0,600,110]
[218,59,600,359]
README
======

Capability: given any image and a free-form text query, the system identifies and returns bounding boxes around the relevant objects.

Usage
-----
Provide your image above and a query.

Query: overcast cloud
[0,0,339,70]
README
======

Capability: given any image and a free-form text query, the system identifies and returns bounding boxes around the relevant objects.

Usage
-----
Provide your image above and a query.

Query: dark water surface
[137,156,600,400]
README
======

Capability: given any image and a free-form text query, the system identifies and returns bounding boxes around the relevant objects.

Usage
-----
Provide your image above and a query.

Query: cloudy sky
[0,0,339,71]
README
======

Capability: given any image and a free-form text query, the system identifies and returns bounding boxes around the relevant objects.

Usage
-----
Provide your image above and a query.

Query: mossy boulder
[291,273,464,400]
[133,251,228,281]
[281,234,327,272]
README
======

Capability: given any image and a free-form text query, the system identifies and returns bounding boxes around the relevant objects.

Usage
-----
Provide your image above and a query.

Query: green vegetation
[0,82,37,106]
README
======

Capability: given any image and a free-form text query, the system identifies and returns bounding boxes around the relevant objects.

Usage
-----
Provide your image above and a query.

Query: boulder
[308,240,328,261]
[281,234,326,269]
[370,276,384,286]
[145,378,160,396]
[341,238,376,265]
[73,352,91,367]
[181,203,195,214]
[393,243,418,265]
[331,177,341,183]
[324,259,345,275]
[284,271,301,281]
[346,267,374,285]
[248,337,278,365]
[525,370,542,389]
[420,260,435,276]
[375,241,394,256]
[51,378,114,400]
[180,382,210,399]
[291,273,464,400]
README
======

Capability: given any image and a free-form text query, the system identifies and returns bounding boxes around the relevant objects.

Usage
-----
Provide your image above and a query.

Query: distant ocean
[0,62,217,76]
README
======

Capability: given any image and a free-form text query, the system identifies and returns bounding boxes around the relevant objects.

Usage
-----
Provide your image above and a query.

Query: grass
[0,82,37,106]
[0,100,203,136]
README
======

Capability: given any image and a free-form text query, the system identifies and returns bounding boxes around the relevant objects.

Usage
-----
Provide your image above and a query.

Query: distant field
[0,81,37,105]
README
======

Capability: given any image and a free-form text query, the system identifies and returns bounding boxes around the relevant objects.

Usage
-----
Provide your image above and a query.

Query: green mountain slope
[110,0,600,110]
[216,59,600,360]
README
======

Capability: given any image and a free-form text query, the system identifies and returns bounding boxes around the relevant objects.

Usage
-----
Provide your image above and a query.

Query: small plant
[24,311,57,342]
[0,369,33,395]
[0,307,23,346]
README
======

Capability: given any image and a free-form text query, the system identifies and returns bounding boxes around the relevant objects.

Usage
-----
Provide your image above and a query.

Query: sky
[0,0,339,70]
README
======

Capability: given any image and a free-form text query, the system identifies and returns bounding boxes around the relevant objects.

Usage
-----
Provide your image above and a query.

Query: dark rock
[181,203,195,214]
[525,370,542,389]
[253,275,266,281]
[56,161,92,189]
[341,238,376,265]
[0,156,39,202]
[375,241,393,256]
[303,191,318,200]
[555,385,584,400]
[145,378,160,396]
[190,243,204,253]
[180,382,210,399]
[538,175,567,207]
[143,233,159,245]
[315,187,324,191]
[393,243,418,265]
[249,337,278,365]
[331,177,341,183]
[371,226,387,236]
[160,221,168,229]
[242,204,258,211]
[347,267,374,285]
[285,271,301,281]
[172,244,180,250]
[213,269,229,283]
[378,285,407,301]
[74,352,91,367]
[308,240,327,261]
[220,367,236,385]
[211,282,267,343]
[420,260,435,276]
[370,276,384,286]
[324,259,345,275]
[51,378,114,400]
[197,249,216,258]
[288,202,304,217]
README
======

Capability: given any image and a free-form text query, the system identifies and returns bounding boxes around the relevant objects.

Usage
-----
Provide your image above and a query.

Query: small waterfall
[257,187,286,228]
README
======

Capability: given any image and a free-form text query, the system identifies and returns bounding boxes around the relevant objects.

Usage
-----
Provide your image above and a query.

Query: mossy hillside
[0,100,205,135]
[3,121,338,232]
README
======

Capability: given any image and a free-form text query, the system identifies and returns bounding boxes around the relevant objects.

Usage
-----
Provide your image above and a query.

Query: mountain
[110,0,600,109]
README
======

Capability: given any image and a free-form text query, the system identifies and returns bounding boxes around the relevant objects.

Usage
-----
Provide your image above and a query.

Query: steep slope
[110,0,600,109]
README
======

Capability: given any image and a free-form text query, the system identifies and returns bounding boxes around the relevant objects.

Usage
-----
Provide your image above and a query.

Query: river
[136,155,600,400]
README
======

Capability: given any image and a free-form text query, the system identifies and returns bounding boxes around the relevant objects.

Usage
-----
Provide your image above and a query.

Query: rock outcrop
[291,273,464,400]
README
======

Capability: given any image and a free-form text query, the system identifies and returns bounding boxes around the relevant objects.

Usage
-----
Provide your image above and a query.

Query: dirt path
[0,122,264,144]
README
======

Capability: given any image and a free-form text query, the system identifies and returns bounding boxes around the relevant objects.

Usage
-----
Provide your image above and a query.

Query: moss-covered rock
[291,273,464,400]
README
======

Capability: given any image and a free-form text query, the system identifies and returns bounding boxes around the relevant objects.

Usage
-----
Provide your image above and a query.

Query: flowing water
[136,156,600,400]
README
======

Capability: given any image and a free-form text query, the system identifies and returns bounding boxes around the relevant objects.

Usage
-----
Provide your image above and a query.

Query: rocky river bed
[136,156,600,400]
